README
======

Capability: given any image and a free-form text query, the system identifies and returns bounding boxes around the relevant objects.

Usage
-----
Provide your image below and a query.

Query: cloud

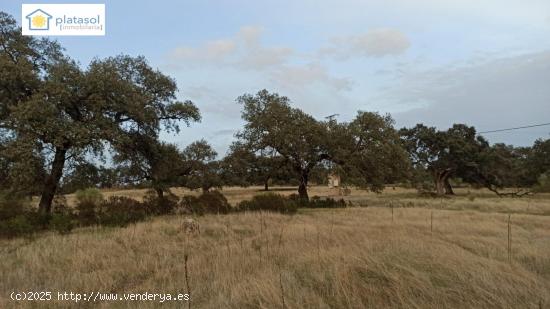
[234,26,294,70]
[166,26,351,92]
[167,26,293,70]
[321,28,411,59]
[238,26,263,48]
[238,46,293,70]
[169,39,236,64]
[270,62,353,91]
[389,50,550,145]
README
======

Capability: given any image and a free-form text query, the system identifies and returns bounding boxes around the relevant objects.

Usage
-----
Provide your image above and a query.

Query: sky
[3,0,550,155]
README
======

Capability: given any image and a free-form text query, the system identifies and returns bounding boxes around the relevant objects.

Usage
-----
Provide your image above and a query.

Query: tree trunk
[155,187,164,199]
[263,176,270,191]
[433,169,452,196]
[434,177,445,195]
[38,147,67,214]
[298,170,309,200]
[444,177,454,195]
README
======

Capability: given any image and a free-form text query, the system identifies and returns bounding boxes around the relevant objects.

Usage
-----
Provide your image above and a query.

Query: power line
[478,122,550,134]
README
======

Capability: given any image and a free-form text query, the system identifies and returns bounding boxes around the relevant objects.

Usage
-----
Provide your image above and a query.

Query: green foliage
[0,215,35,238]
[236,90,409,199]
[143,192,178,215]
[99,196,147,227]
[335,111,410,192]
[237,90,330,199]
[0,192,29,221]
[49,213,74,235]
[0,193,42,237]
[178,191,231,215]
[74,188,103,225]
[222,142,293,189]
[198,191,231,214]
[76,201,99,226]
[305,196,347,209]
[534,173,550,193]
[527,139,550,184]
[287,194,347,209]
[61,163,121,193]
[237,193,297,214]
[399,123,517,195]
[1,11,201,213]
[75,188,104,205]
[181,140,223,192]
[178,195,203,215]
[114,135,189,198]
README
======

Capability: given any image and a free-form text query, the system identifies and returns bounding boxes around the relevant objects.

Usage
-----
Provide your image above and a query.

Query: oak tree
[0,12,200,212]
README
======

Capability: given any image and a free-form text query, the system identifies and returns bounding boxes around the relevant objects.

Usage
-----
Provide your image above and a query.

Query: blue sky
[3,0,550,155]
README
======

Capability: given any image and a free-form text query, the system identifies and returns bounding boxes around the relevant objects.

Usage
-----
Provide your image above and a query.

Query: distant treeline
[1,11,549,216]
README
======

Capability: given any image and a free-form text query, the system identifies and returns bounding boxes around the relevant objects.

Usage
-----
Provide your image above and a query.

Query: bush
[178,191,231,215]
[75,188,103,205]
[0,215,35,238]
[305,196,347,208]
[99,196,147,227]
[0,193,29,221]
[74,188,103,226]
[49,213,74,235]
[52,197,74,229]
[237,193,297,214]
[143,191,178,215]
[287,194,346,209]
[178,195,204,215]
[534,173,550,193]
[0,194,39,238]
[198,191,231,214]
[76,200,99,226]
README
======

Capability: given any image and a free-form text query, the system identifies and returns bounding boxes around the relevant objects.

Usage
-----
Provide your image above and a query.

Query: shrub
[0,192,29,221]
[534,173,550,193]
[178,195,204,215]
[306,196,347,208]
[99,196,147,227]
[0,194,39,238]
[178,191,231,215]
[237,193,297,214]
[288,193,300,201]
[143,191,178,215]
[197,191,231,214]
[287,194,346,209]
[74,188,103,226]
[49,213,74,235]
[0,215,35,238]
[75,188,103,205]
[76,201,99,226]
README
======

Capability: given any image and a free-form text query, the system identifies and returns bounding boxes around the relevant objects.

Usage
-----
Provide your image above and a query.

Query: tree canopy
[0,12,200,212]
[237,89,409,199]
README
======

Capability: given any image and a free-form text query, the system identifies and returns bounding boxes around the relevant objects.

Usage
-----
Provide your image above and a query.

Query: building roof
[25,9,52,19]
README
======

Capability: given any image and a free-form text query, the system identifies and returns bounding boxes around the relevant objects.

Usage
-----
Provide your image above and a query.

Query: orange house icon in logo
[25,9,52,31]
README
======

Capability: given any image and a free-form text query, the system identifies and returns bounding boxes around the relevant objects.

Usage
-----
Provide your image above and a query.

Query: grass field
[2,186,550,308]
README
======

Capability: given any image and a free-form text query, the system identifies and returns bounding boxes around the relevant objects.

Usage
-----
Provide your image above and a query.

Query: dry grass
[4,187,550,308]
[55,186,550,216]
